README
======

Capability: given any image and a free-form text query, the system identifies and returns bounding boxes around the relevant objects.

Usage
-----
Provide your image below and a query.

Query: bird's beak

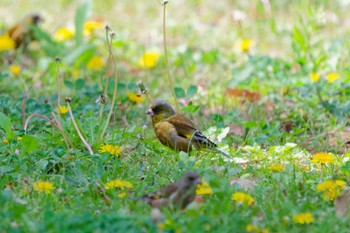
[195,177,202,186]
[146,108,154,117]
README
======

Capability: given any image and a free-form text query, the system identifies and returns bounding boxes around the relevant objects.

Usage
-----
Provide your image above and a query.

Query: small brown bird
[146,100,232,158]
[5,13,42,48]
[138,172,202,209]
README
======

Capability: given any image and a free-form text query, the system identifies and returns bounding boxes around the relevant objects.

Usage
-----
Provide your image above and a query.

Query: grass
[1,0,350,232]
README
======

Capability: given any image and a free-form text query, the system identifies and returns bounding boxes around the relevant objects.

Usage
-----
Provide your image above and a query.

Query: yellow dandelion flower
[83,20,103,36]
[104,180,133,190]
[267,164,285,172]
[0,33,15,52]
[54,28,75,42]
[326,72,340,83]
[138,50,161,68]
[33,181,55,194]
[316,181,334,191]
[311,152,335,165]
[158,220,173,231]
[118,192,127,198]
[3,139,9,144]
[246,224,259,232]
[316,180,346,201]
[335,180,347,189]
[310,73,320,82]
[99,144,122,156]
[10,64,21,75]
[17,137,22,141]
[59,105,69,115]
[245,224,269,233]
[127,93,145,103]
[292,212,314,224]
[238,39,254,52]
[232,192,254,206]
[196,181,212,195]
[87,56,104,71]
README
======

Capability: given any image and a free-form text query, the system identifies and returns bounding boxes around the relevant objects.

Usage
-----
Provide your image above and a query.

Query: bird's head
[146,100,176,124]
[180,172,202,191]
[28,13,42,25]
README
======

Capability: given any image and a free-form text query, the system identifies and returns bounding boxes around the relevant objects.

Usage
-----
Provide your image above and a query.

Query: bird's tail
[211,147,233,159]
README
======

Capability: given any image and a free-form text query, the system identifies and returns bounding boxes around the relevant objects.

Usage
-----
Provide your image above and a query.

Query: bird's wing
[160,182,179,198]
[166,114,197,137]
[142,182,178,200]
[143,181,191,209]
[167,114,217,148]
[154,121,193,152]
[7,25,23,43]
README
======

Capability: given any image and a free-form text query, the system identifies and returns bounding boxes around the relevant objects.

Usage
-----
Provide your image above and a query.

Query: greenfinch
[146,100,232,158]
[5,13,42,48]
[138,172,201,209]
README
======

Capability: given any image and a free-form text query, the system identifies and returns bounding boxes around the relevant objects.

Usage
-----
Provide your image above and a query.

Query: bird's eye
[152,106,159,113]
[188,176,195,181]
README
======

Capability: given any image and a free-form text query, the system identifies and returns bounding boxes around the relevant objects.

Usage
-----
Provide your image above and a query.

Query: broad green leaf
[0,73,9,79]
[31,25,62,56]
[187,85,198,98]
[75,79,85,90]
[31,25,56,45]
[0,112,12,134]
[117,83,126,91]
[174,87,186,98]
[64,44,96,64]
[293,26,307,51]
[64,80,75,89]
[20,135,39,155]
[36,159,49,170]
[127,82,138,91]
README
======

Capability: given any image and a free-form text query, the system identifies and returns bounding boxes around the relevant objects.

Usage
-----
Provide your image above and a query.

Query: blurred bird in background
[136,172,201,209]
[146,100,232,158]
[4,13,42,48]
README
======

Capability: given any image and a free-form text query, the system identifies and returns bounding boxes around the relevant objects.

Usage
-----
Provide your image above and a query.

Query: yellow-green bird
[146,100,232,158]
[5,13,42,48]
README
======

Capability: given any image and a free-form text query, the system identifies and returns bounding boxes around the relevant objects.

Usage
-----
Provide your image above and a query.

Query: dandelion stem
[103,26,112,96]
[162,1,179,112]
[51,112,73,148]
[100,33,119,143]
[22,87,32,129]
[315,84,330,113]
[56,58,62,129]
[97,26,113,143]
[23,110,72,149]
[66,102,93,155]
[24,113,55,133]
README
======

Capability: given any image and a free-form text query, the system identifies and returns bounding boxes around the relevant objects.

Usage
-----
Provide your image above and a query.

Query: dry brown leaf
[328,130,350,149]
[224,88,261,103]
[228,124,244,136]
[281,120,293,133]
